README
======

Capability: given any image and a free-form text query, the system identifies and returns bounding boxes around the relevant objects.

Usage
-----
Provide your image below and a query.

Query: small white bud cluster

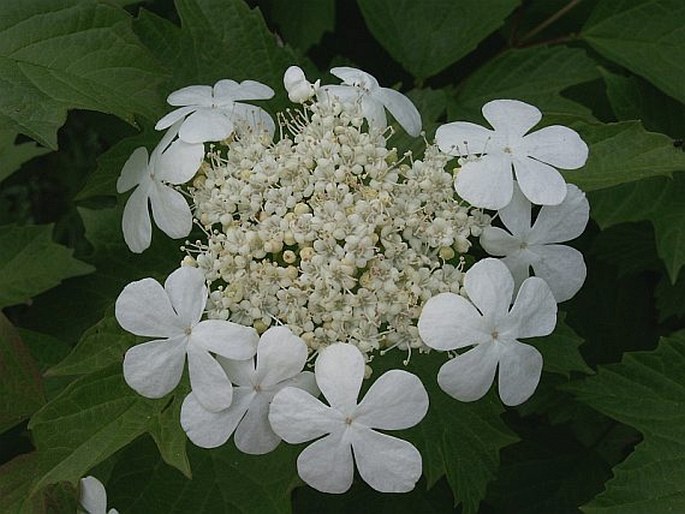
[188,97,490,361]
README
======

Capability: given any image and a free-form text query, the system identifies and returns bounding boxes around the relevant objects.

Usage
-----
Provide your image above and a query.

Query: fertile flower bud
[283,66,317,103]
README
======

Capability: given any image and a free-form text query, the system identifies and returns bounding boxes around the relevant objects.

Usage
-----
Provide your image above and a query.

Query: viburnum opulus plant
[101,64,590,499]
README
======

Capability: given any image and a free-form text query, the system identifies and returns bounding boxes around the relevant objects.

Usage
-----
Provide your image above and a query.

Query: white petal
[269,387,342,443]
[80,476,107,514]
[505,276,557,339]
[315,343,365,414]
[167,85,212,107]
[115,277,183,337]
[529,184,589,244]
[178,109,234,144]
[455,154,514,210]
[155,105,197,131]
[501,252,533,292]
[297,432,353,494]
[437,343,499,402]
[254,326,308,387]
[355,370,428,430]
[531,244,586,302]
[232,103,276,136]
[330,66,379,90]
[513,156,567,206]
[121,184,152,254]
[361,96,388,129]
[435,122,493,156]
[418,292,488,351]
[282,370,319,397]
[497,340,543,406]
[498,183,532,235]
[117,147,149,193]
[180,389,252,448]
[155,140,204,185]
[482,99,542,138]
[463,258,515,319]
[523,125,588,170]
[191,320,258,360]
[351,428,422,493]
[187,345,233,412]
[149,182,193,240]
[123,336,186,399]
[164,266,207,327]
[234,393,281,454]
[480,227,522,256]
[318,84,360,104]
[215,79,274,102]
[375,87,421,137]
[218,356,255,387]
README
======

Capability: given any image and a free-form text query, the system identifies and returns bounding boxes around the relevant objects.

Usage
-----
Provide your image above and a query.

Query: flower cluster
[100,64,591,497]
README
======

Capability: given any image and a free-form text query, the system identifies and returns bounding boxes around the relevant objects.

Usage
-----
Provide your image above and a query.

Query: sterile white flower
[320,66,422,136]
[180,326,318,453]
[436,99,588,209]
[155,79,276,143]
[117,121,204,253]
[480,183,589,302]
[283,66,319,103]
[269,343,428,494]
[78,476,118,514]
[418,258,557,406]
[116,266,259,411]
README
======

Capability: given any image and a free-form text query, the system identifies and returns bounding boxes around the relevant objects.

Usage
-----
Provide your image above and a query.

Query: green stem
[518,0,583,44]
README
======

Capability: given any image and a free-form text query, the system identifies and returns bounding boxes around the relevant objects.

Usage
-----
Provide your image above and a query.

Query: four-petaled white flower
[320,66,422,137]
[180,326,318,453]
[283,66,319,104]
[481,183,589,302]
[418,258,557,406]
[117,121,204,253]
[436,99,588,209]
[78,476,118,514]
[269,343,428,494]
[155,79,275,143]
[116,266,258,411]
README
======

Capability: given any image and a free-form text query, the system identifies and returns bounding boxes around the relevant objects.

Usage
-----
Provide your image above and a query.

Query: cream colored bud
[299,246,315,261]
[283,250,297,264]
[439,246,455,260]
[254,319,268,334]
[293,202,311,215]
[181,255,197,267]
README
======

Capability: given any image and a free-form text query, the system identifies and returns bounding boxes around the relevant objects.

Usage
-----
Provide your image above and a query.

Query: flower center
[491,330,499,341]
[184,326,193,336]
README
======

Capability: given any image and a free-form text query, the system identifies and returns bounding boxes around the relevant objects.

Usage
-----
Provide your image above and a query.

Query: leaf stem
[518,0,583,44]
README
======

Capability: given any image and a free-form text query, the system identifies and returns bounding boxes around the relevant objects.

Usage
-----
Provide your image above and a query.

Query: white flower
[180,326,318,453]
[117,122,204,253]
[480,183,589,302]
[320,66,422,136]
[436,99,588,209]
[116,266,258,411]
[269,343,428,493]
[155,79,276,143]
[283,66,319,103]
[418,258,557,406]
[78,476,117,514]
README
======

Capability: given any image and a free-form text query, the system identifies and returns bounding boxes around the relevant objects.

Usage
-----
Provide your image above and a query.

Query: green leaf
[107,435,300,514]
[589,173,685,281]
[357,0,519,80]
[450,46,599,122]
[173,0,297,107]
[374,351,517,514]
[27,364,165,494]
[148,392,191,478]
[0,453,56,514]
[567,331,685,513]
[0,224,93,309]
[655,272,685,321]
[0,130,50,183]
[583,0,685,105]
[563,121,685,192]
[601,70,685,138]
[0,0,165,148]
[132,8,181,73]
[270,0,334,52]
[589,222,662,277]
[46,311,136,377]
[0,313,45,434]
[531,314,593,378]
[485,424,611,514]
